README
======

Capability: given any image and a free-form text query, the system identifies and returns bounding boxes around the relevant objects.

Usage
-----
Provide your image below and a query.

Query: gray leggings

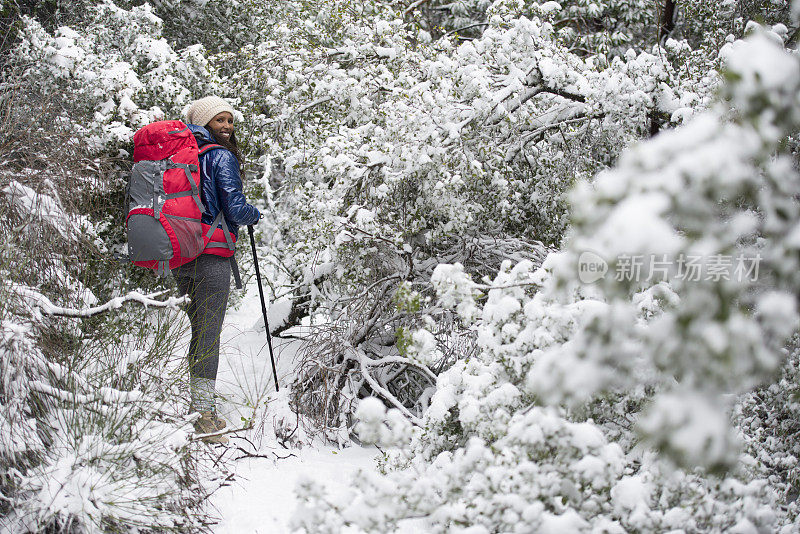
[174,254,231,380]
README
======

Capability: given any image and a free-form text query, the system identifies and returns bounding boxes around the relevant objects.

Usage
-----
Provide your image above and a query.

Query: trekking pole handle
[249,224,280,392]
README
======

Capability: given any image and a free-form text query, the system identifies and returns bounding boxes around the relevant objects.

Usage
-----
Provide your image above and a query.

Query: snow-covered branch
[294,96,333,116]
[348,344,423,425]
[30,289,188,317]
[403,0,432,16]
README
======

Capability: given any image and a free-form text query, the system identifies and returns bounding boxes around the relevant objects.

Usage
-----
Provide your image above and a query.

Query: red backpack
[126,120,220,276]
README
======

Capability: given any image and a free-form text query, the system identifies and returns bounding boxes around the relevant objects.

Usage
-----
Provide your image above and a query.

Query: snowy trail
[210,446,380,533]
[204,282,380,533]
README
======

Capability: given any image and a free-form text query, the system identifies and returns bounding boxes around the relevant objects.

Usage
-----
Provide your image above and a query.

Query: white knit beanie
[185,96,236,128]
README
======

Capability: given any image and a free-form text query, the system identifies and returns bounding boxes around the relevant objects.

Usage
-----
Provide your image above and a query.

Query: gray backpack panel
[128,213,173,261]
[127,160,173,262]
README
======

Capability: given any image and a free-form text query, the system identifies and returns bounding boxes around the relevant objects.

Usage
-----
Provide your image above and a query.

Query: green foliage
[393,282,422,314]
[395,326,412,357]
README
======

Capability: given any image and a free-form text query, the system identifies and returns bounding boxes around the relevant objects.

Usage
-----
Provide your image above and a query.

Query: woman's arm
[214,150,261,226]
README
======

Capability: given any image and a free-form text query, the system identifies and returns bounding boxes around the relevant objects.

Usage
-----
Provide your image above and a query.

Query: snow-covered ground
[211,445,379,533]
[203,283,380,533]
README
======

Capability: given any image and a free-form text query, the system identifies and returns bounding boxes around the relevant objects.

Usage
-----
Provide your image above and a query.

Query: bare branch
[505,114,596,162]
[486,86,545,126]
[360,354,438,383]
[233,446,296,461]
[340,222,404,249]
[350,282,394,346]
[338,274,403,303]
[445,23,490,37]
[473,280,543,291]
[190,420,255,442]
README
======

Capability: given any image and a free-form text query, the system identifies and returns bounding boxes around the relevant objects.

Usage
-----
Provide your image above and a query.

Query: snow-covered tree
[12,0,219,150]
[4,0,800,530]
[290,17,800,534]
[1,3,231,530]
[211,0,729,435]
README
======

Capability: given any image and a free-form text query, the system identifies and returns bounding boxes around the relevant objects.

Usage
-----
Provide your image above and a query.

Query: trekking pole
[248,225,279,392]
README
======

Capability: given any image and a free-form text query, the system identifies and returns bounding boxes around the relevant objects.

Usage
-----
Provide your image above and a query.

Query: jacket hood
[187,123,215,147]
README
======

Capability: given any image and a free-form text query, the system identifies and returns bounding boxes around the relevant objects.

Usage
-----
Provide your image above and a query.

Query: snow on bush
[292,258,792,532]
[290,22,800,534]
[0,252,203,532]
[354,397,412,449]
[219,0,722,434]
[541,25,800,469]
[0,33,217,525]
[0,163,212,530]
[12,1,220,150]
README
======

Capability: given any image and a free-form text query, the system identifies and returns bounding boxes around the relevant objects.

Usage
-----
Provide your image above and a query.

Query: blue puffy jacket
[187,124,260,240]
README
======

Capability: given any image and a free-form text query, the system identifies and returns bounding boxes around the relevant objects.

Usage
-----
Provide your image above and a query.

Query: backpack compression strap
[157,260,169,278]
[205,210,243,290]
[162,160,205,215]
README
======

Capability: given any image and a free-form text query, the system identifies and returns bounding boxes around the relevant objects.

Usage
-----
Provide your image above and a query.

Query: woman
[177,96,261,444]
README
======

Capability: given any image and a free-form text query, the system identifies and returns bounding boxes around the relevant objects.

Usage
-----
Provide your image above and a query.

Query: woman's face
[206,111,234,141]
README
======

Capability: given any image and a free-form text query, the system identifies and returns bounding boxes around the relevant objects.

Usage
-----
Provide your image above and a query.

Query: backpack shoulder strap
[198,143,226,156]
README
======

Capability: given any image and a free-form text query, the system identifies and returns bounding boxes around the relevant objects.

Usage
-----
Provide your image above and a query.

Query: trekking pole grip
[249,224,279,392]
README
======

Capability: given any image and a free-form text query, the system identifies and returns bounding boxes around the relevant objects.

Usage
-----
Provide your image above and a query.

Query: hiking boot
[211,412,227,431]
[189,405,226,431]
[193,412,228,444]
